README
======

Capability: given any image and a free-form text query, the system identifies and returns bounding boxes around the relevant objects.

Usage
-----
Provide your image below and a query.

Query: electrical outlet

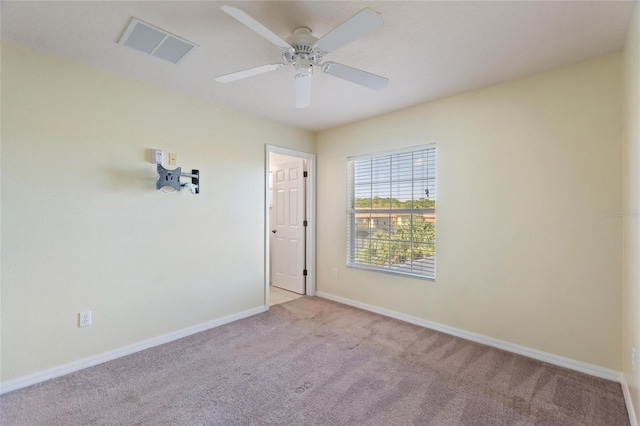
[79,311,92,327]
[333,268,338,278]
[150,149,163,165]
[633,348,636,372]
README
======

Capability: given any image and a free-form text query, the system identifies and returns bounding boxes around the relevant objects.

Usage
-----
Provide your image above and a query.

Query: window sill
[346,263,436,281]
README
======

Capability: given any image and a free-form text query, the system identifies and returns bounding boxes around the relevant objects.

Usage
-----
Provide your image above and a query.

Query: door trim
[265,145,316,310]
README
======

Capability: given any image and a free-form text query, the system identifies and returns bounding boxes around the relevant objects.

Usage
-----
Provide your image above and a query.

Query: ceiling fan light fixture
[295,73,311,109]
[295,59,313,77]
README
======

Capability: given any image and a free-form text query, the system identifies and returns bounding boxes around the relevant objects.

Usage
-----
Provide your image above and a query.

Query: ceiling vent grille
[119,18,197,64]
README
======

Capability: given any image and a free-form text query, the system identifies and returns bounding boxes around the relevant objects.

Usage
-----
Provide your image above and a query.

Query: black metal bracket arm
[185,169,200,194]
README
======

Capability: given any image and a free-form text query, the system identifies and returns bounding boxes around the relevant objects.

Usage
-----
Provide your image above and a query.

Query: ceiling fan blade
[322,62,388,90]
[215,63,285,83]
[220,6,293,52]
[315,8,383,53]
[295,73,311,109]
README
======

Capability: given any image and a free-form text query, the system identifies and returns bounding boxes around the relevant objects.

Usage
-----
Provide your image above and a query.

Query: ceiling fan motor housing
[284,27,323,69]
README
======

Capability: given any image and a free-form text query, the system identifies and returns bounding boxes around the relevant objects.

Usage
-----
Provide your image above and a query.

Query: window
[347,145,436,280]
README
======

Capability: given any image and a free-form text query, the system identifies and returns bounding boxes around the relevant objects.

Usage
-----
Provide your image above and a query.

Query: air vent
[119,18,197,64]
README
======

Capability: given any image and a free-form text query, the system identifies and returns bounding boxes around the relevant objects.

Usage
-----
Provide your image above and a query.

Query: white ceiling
[1,1,635,131]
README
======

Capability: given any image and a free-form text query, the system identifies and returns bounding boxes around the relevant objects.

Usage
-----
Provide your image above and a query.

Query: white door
[271,157,305,294]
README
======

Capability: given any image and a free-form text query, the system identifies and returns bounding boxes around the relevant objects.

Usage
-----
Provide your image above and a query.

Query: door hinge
[303,171,308,178]
[303,269,308,276]
[303,220,308,227]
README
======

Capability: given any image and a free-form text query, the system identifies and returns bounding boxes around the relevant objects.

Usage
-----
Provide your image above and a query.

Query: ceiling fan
[215,6,389,108]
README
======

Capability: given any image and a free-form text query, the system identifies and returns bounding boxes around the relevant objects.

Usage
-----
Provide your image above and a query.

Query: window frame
[346,144,436,281]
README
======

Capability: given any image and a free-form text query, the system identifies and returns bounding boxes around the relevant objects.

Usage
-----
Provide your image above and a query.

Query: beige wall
[0,42,314,381]
[316,54,623,370]
[0,33,630,388]
[623,3,640,421]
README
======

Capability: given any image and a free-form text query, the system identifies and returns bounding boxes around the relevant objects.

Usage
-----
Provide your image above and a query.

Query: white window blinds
[347,145,436,280]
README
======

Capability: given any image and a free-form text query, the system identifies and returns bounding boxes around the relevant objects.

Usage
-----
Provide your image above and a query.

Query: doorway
[265,146,316,309]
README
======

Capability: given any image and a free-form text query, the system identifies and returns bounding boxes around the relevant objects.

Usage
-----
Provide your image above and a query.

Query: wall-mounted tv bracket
[156,164,200,194]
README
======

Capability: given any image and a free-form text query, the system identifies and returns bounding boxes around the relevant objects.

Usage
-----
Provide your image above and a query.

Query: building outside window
[347,145,436,280]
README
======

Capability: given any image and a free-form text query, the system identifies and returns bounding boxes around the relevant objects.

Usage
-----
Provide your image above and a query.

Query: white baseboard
[622,374,639,426]
[316,291,621,382]
[0,306,266,395]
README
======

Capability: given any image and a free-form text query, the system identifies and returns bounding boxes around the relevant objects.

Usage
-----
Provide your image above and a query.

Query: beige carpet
[0,297,629,425]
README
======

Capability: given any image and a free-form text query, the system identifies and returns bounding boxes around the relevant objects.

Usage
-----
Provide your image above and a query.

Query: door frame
[265,145,316,310]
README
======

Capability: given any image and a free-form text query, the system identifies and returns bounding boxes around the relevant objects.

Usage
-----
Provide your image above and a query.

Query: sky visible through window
[353,150,435,208]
